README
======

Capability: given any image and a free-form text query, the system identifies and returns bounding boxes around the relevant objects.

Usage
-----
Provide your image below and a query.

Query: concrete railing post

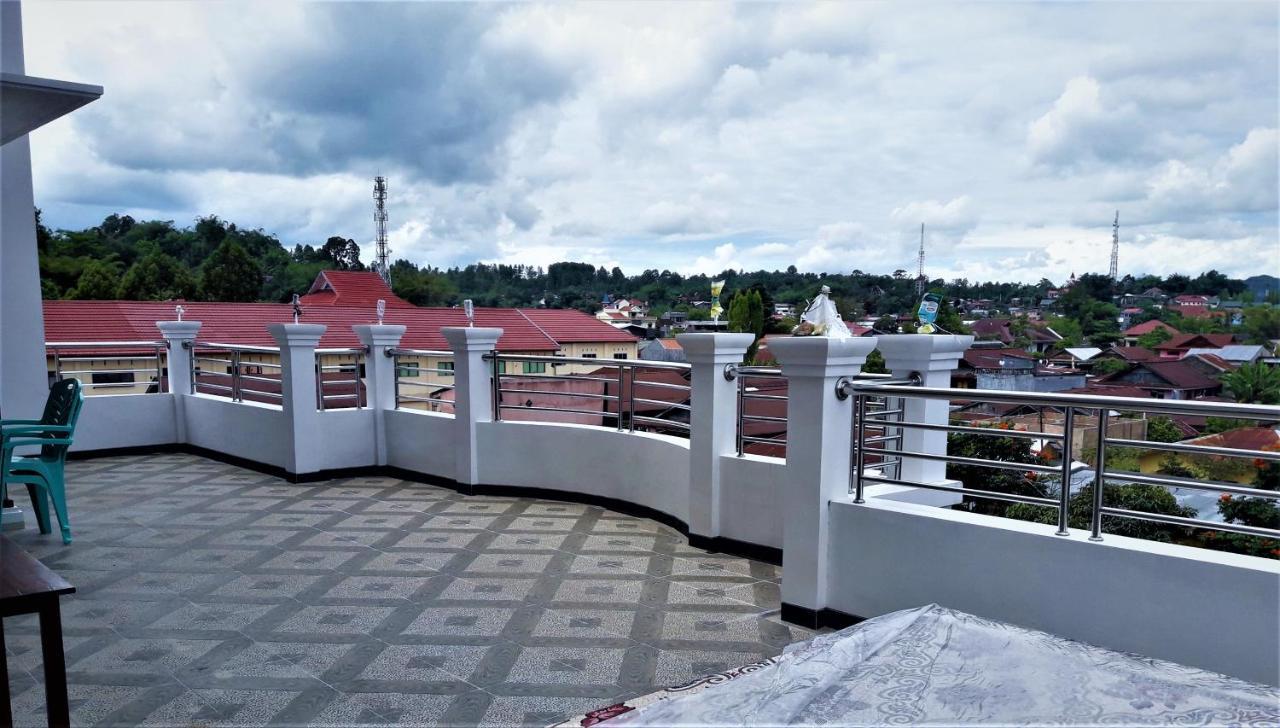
[679,332,755,543]
[875,334,973,493]
[156,320,201,443]
[771,336,877,628]
[354,324,406,467]
[442,327,503,487]
[268,323,326,476]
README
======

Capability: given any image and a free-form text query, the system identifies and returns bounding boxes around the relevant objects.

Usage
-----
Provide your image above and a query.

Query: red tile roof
[1185,427,1280,452]
[1105,346,1157,362]
[1155,333,1234,351]
[43,300,562,353]
[516,309,638,343]
[656,339,683,350]
[1098,360,1222,391]
[299,270,414,309]
[1122,320,1180,337]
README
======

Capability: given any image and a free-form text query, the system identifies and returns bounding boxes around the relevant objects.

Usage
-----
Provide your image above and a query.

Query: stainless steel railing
[387,348,456,412]
[192,342,283,404]
[46,341,168,393]
[315,347,366,410]
[846,382,1280,542]
[484,353,693,437]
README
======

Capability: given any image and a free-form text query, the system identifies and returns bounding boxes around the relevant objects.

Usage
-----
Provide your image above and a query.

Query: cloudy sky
[23,2,1279,283]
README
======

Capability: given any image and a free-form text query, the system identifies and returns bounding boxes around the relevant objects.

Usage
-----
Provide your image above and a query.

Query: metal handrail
[195,341,281,354]
[487,352,691,435]
[391,350,456,412]
[848,383,1280,544]
[48,340,166,394]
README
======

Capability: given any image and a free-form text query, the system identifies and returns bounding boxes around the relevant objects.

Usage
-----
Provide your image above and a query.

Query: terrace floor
[2,454,814,727]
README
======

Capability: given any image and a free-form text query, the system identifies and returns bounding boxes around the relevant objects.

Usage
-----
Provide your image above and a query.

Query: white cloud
[21,1,1279,283]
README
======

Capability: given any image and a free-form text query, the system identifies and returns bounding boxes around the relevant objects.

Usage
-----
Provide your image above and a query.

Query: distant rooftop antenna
[915,223,927,297]
[373,176,391,286]
[1109,210,1120,280]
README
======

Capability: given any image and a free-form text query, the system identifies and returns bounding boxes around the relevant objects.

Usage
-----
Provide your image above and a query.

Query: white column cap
[353,324,407,348]
[156,320,202,340]
[875,334,974,372]
[267,323,326,347]
[770,336,877,377]
[677,332,754,365]
[442,326,503,352]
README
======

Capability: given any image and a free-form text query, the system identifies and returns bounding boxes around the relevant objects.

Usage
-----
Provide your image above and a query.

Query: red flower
[1219,494,1233,503]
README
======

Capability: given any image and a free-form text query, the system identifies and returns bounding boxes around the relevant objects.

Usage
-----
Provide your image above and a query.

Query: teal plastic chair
[1,379,84,544]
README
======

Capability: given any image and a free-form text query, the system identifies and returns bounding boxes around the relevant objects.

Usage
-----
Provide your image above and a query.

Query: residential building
[969,318,1063,354]
[1138,427,1280,483]
[1096,360,1224,399]
[953,347,1086,392]
[638,338,686,362]
[1121,319,1181,346]
[1155,333,1236,358]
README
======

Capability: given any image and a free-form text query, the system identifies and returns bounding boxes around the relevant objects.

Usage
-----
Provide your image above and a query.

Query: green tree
[1091,358,1129,377]
[1221,361,1280,404]
[727,289,765,361]
[1007,482,1197,543]
[118,250,197,300]
[946,429,1047,518]
[1146,416,1184,443]
[69,259,123,300]
[1136,326,1173,349]
[320,236,364,270]
[199,240,263,302]
[1207,448,1280,558]
[1242,306,1280,345]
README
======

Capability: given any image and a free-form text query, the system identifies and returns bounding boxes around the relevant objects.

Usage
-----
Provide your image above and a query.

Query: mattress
[559,604,1280,726]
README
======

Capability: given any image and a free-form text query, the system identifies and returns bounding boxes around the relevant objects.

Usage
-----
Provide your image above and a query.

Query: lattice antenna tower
[1109,210,1119,280]
[915,223,927,297]
[373,176,391,286]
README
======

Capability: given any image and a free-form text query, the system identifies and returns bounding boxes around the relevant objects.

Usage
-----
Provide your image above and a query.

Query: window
[523,361,546,374]
[582,353,597,359]
[92,371,135,385]
[613,353,628,360]
[397,362,420,378]
[438,361,455,377]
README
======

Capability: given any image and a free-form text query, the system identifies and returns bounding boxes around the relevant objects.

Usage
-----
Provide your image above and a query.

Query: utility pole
[1109,210,1119,281]
[373,176,391,286]
[916,223,926,297]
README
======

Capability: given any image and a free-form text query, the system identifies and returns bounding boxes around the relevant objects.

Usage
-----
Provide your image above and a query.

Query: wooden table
[0,535,75,728]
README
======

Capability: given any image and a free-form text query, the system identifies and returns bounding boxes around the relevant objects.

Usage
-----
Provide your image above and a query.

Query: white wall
[311,408,377,471]
[385,408,457,479]
[70,393,177,452]
[477,421,690,524]
[718,453,786,549]
[184,394,289,470]
[828,497,1280,686]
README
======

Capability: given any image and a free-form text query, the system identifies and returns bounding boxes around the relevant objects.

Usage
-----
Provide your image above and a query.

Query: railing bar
[871,448,1060,473]
[739,393,789,401]
[396,380,456,389]
[497,388,618,401]
[495,404,608,417]
[864,418,1065,441]
[861,475,1059,507]
[631,416,690,429]
[739,414,787,423]
[1099,506,1280,538]
[497,374,621,384]
[1105,438,1280,461]
[632,398,691,411]
[1103,470,1280,499]
[741,435,787,445]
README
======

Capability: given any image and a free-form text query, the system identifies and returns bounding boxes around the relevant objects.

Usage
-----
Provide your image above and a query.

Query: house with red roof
[43,271,637,402]
[1095,360,1223,400]
[1121,319,1180,346]
[1154,333,1235,358]
[1139,426,1280,483]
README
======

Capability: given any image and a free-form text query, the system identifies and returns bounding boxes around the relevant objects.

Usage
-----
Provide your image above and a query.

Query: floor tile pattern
[3,454,815,726]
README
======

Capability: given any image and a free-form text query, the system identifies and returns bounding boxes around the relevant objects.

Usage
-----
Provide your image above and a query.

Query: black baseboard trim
[780,602,865,630]
[687,533,783,566]
[69,446,783,566]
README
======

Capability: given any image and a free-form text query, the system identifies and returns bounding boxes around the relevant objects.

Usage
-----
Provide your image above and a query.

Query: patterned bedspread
[561,604,1280,727]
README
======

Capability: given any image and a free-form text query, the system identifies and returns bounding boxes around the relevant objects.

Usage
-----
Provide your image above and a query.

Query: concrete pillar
[156,320,201,443]
[267,323,326,476]
[679,332,754,542]
[442,327,503,486]
[770,336,877,627]
[0,2,48,421]
[353,324,406,466]
[875,334,973,487]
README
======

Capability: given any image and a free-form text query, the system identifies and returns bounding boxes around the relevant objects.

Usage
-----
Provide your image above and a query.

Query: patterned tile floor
[2,453,817,727]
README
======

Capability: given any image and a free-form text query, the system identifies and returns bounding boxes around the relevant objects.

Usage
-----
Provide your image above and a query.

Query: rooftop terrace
[3,454,807,727]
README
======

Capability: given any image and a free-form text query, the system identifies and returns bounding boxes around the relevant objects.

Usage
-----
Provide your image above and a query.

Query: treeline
[36,213,1272,335]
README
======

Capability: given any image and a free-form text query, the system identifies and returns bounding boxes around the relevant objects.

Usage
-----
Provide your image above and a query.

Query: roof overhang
[1,72,102,146]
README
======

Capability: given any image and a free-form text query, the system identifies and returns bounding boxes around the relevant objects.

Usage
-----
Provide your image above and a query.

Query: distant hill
[1245,275,1279,299]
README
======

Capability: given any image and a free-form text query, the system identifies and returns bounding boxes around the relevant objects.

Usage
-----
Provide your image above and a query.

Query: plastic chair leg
[24,482,52,535]
[46,479,71,545]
